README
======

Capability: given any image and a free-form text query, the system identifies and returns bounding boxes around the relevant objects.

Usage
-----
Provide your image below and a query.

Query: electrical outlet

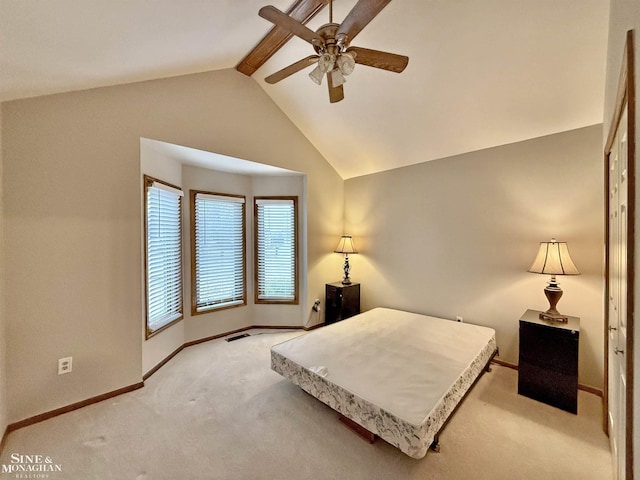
[58,357,72,375]
[456,316,464,323]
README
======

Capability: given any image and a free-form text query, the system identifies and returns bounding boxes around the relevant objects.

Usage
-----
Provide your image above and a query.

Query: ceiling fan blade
[336,0,393,44]
[259,5,324,46]
[327,72,344,103]
[347,46,408,73]
[237,0,329,77]
[265,55,319,84]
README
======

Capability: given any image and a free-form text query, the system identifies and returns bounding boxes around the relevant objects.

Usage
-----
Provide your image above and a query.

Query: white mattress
[271,307,497,458]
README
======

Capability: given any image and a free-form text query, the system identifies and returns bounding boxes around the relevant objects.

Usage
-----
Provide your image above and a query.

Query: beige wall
[344,125,604,388]
[603,0,639,472]
[2,69,343,423]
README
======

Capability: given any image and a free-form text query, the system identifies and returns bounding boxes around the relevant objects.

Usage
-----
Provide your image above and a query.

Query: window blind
[255,198,297,302]
[194,193,245,312]
[146,181,183,334]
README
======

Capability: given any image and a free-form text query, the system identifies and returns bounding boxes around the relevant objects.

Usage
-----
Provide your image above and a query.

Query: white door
[607,106,628,480]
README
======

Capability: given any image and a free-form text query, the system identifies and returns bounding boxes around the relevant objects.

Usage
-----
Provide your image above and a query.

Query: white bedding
[271,307,497,458]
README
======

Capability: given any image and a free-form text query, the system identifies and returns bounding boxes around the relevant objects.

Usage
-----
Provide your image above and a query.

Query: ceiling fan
[258,0,409,103]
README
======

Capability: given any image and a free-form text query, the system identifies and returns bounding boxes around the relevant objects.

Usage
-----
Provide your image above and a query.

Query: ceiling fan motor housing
[313,23,348,55]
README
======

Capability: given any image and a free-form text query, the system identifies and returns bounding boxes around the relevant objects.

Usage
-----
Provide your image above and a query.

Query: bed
[270,307,497,459]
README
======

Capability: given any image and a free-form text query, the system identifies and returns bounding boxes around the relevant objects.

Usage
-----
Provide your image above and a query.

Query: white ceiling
[141,137,302,176]
[0,0,610,179]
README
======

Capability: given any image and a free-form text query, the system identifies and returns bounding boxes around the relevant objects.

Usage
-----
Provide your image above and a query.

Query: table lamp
[334,235,358,285]
[528,238,580,322]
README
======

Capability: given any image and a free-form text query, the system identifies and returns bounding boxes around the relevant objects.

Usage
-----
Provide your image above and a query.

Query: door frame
[604,29,635,479]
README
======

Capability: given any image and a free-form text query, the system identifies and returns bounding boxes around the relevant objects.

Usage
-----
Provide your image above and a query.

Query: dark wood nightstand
[518,309,580,413]
[325,282,360,325]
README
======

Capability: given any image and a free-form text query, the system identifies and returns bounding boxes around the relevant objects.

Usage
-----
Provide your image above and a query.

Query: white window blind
[255,198,297,302]
[145,180,183,335]
[193,193,246,312]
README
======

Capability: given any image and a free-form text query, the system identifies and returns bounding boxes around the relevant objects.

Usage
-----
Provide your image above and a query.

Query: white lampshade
[334,235,358,254]
[528,239,580,275]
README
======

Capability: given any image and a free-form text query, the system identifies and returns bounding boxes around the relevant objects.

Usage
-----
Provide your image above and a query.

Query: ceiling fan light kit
[256,0,409,103]
[330,68,345,87]
[337,52,356,75]
[308,64,325,85]
[308,50,355,86]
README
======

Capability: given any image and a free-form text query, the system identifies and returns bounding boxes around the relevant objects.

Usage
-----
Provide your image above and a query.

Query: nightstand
[518,309,580,413]
[325,282,360,325]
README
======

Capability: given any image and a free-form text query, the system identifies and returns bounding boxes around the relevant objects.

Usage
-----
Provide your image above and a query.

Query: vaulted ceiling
[0,0,609,178]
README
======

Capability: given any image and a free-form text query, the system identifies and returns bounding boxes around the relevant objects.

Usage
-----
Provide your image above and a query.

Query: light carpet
[1,330,613,479]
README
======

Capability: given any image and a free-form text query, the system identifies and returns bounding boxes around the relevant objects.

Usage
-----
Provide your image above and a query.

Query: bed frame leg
[485,348,499,373]
[430,438,441,453]
[338,415,377,444]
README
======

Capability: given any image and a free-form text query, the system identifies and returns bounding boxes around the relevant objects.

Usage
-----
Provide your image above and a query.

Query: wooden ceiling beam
[236,0,329,77]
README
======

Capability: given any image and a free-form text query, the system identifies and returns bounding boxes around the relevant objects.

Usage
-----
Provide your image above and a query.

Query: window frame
[143,175,184,339]
[254,196,299,305]
[190,190,247,315]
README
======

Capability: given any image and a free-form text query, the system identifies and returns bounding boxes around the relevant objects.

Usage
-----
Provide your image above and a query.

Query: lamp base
[341,254,352,285]
[539,311,569,323]
[541,283,568,322]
